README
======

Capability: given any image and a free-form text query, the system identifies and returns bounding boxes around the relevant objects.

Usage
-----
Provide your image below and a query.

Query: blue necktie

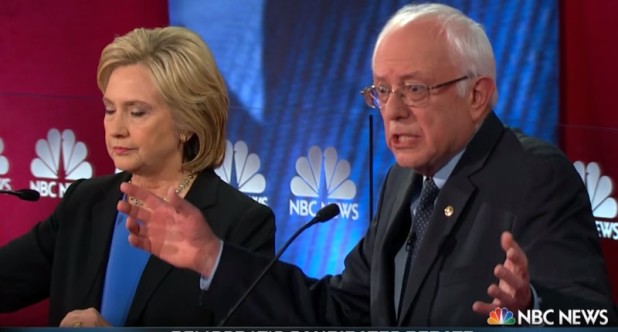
[407,177,439,263]
[100,204,150,326]
[397,177,439,315]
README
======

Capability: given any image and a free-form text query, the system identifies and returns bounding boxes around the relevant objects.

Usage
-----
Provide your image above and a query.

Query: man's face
[373,20,480,176]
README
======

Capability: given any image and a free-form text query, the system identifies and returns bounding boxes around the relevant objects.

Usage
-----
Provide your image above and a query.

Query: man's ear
[469,76,496,122]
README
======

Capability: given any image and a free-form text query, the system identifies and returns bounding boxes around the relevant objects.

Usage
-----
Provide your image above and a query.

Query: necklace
[128,172,196,206]
[175,172,196,195]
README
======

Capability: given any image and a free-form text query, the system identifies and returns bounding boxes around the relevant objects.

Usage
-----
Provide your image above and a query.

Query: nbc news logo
[289,146,359,220]
[488,306,609,326]
[215,140,268,205]
[29,129,93,198]
[487,307,516,325]
[574,161,618,240]
[519,308,609,326]
[0,137,11,190]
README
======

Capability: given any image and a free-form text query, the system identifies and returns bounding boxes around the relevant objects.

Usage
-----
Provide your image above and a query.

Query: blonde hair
[97,26,229,171]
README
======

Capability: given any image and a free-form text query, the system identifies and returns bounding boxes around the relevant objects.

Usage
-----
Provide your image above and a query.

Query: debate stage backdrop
[1,0,617,326]
[168,0,560,278]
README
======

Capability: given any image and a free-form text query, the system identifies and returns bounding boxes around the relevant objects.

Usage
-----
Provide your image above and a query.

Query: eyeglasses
[360,75,469,109]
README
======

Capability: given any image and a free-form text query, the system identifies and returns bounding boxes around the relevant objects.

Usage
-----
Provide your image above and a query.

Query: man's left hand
[472,231,532,314]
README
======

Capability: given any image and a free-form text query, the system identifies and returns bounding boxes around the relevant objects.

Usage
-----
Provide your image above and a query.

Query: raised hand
[117,182,221,277]
[473,231,532,314]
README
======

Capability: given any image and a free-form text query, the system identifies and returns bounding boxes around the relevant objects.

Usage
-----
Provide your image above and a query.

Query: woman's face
[103,64,183,176]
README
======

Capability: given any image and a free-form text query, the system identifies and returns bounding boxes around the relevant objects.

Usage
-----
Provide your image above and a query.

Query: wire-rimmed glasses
[360,75,469,109]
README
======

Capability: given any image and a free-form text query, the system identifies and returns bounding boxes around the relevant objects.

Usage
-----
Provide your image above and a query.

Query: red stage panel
[560,0,618,303]
[0,0,168,326]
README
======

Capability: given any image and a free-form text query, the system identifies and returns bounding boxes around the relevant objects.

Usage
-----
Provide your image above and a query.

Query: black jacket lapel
[398,112,505,325]
[125,170,218,324]
[76,173,128,309]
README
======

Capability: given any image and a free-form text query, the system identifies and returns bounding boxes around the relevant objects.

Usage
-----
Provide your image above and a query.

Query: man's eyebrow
[373,72,424,82]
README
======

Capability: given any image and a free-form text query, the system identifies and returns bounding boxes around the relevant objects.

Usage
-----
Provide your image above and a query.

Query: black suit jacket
[202,112,616,326]
[0,169,275,326]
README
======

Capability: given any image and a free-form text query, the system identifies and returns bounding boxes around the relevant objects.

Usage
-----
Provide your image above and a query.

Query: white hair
[373,3,498,106]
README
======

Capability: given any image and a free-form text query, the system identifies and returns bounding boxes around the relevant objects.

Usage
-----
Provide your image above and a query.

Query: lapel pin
[444,205,454,217]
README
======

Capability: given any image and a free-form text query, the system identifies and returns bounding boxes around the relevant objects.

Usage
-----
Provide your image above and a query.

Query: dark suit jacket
[0,169,275,326]
[202,112,616,326]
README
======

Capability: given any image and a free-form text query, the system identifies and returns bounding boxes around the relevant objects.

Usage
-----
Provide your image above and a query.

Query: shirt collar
[421,148,465,190]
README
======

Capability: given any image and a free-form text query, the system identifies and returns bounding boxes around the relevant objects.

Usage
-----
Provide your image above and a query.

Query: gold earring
[180,133,188,143]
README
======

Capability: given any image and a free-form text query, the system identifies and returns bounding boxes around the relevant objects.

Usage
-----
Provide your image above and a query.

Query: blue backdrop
[168,0,558,277]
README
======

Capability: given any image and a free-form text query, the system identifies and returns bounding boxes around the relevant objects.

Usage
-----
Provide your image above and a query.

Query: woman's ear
[179,131,193,143]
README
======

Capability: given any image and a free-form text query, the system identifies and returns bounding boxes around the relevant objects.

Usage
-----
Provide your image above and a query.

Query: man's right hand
[117,182,221,277]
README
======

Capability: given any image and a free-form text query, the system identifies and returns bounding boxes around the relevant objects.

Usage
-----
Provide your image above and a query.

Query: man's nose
[381,90,409,120]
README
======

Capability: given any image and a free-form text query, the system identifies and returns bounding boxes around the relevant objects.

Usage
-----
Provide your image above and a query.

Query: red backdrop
[559,0,618,303]
[0,0,168,326]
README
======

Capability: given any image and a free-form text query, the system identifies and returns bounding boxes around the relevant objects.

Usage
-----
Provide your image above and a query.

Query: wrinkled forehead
[372,21,455,82]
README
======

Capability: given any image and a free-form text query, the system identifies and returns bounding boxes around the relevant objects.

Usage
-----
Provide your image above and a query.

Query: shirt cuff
[199,240,224,291]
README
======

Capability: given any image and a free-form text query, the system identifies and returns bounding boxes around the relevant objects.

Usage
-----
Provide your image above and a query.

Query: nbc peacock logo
[573,161,618,240]
[0,138,11,190]
[0,138,8,176]
[289,146,359,220]
[29,129,93,198]
[487,307,516,325]
[214,140,268,205]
